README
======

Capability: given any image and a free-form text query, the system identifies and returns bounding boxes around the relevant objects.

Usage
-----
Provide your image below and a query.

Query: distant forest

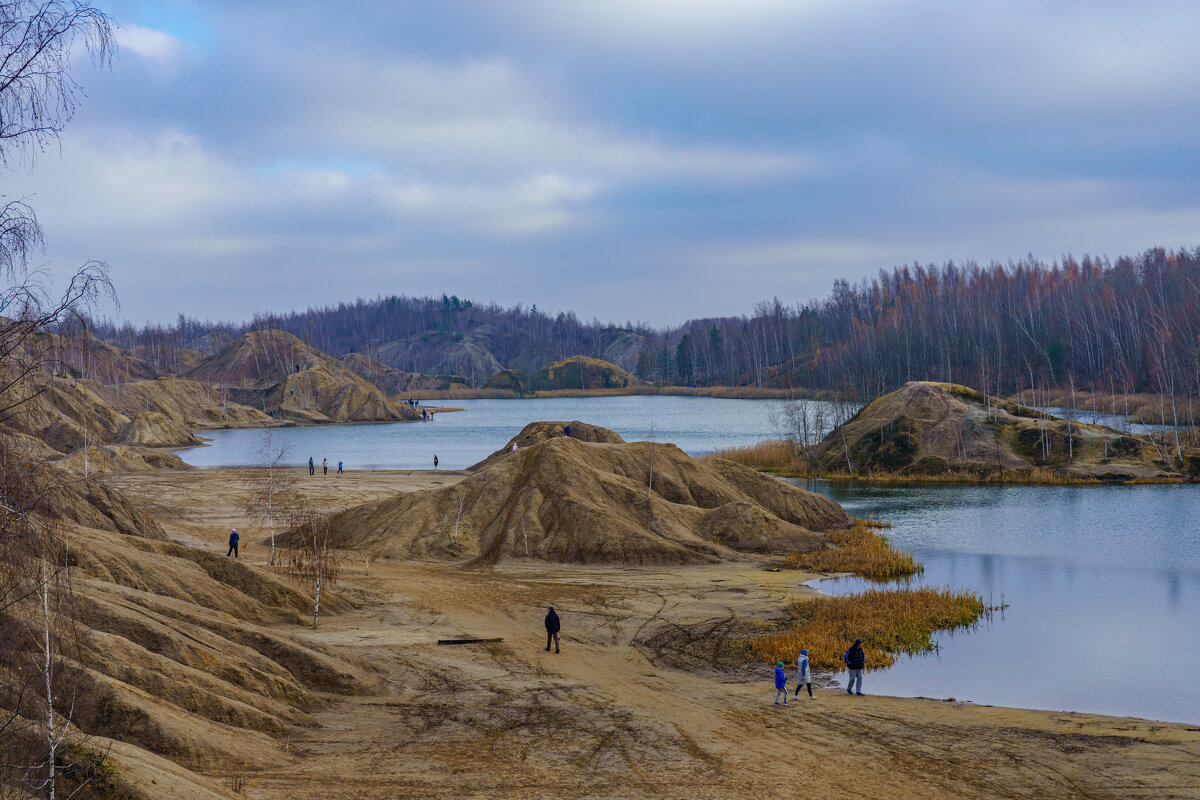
[89,247,1200,408]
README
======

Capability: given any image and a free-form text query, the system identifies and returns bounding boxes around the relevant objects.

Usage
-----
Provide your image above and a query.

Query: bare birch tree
[242,427,295,566]
[283,501,346,630]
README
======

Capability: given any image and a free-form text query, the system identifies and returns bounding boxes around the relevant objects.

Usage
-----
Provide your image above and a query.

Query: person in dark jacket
[544,605,561,653]
[308,456,315,476]
[227,528,239,558]
[844,638,865,695]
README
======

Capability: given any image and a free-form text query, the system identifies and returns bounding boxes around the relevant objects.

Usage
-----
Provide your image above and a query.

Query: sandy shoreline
[98,467,1200,798]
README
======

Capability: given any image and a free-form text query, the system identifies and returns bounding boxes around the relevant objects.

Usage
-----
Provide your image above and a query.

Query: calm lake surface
[177,396,1200,723]
[809,481,1200,724]
[178,395,799,469]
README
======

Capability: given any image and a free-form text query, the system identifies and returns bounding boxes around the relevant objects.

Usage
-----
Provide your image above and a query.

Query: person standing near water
[227,528,239,558]
[308,456,315,476]
[433,454,439,471]
[337,460,343,475]
[774,662,789,705]
[794,648,814,699]
[322,458,328,475]
[544,605,561,653]
[844,638,865,695]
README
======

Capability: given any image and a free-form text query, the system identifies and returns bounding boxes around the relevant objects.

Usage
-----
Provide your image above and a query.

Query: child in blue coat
[773,662,789,706]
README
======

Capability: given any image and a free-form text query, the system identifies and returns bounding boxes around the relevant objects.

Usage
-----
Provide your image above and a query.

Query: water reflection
[807,480,1200,723]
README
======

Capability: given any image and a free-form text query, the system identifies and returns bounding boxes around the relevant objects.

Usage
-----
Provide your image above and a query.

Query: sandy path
[104,469,1200,799]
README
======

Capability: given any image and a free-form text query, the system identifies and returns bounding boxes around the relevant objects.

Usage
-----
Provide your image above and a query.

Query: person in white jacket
[794,648,814,698]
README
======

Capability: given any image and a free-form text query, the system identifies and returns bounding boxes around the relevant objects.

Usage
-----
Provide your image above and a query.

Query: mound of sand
[470,420,625,471]
[810,381,1190,480]
[187,330,418,423]
[328,422,848,565]
[2,374,277,455]
[54,444,194,475]
[39,329,158,383]
[118,411,201,447]
[484,356,641,394]
[92,375,276,431]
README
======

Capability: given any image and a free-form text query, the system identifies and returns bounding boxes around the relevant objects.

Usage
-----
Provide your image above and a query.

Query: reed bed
[749,587,986,670]
[710,438,797,471]
[784,522,920,581]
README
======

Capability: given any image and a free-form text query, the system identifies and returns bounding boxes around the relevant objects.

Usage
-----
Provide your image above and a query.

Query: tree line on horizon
[85,247,1200,414]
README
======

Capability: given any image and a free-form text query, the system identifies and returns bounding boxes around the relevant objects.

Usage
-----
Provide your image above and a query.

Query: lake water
[177,396,1200,723]
[178,395,804,469]
[809,481,1200,723]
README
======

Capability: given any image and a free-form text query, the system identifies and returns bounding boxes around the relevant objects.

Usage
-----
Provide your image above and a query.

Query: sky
[7,0,1200,328]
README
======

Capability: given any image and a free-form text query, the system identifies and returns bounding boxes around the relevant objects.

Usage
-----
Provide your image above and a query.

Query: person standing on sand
[794,649,814,698]
[844,638,865,695]
[774,662,789,705]
[544,605,561,653]
[433,454,439,470]
[309,456,315,476]
[337,460,343,475]
[322,457,328,475]
[227,528,239,558]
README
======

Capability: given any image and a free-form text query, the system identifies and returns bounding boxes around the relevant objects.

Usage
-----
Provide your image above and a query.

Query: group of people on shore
[538,606,868,707]
[307,456,344,476]
[773,638,866,705]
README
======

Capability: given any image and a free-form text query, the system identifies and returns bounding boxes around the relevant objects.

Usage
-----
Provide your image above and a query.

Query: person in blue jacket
[844,638,866,695]
[773,661,789,705]
[226,528,239,558]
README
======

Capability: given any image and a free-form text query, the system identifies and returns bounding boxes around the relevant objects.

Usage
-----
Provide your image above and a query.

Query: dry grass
[710,438,797,471]
[784,521,920,581]
[750,587,986,670]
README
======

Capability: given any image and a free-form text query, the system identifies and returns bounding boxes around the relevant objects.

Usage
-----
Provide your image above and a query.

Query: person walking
[226,528,239,558]
[794,648,814,699]
[844,638,865,696]
[337,460,343,475]
[308,456,315,476]
[322,457,328,476]
[433,454,439,471]
[773,662,789,706]
[544,605,561,653]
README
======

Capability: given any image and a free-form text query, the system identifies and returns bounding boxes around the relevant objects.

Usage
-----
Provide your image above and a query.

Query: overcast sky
[7,0,1200,328]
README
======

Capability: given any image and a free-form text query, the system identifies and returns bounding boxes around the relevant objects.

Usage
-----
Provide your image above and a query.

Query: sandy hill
[326,422,848,565]
[2,375,276,455]
[0,437,373,798]
[187,330,419,423]
[37,329,158,383]
[484,356,642,395]
[341,352,470,395]
[809,381,1194,480]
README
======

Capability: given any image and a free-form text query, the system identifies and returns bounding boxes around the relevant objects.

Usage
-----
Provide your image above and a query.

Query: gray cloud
[5,0,1200,327]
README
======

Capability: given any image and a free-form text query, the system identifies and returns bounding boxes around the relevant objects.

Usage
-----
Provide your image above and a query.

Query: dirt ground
[104,469,1200,799]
